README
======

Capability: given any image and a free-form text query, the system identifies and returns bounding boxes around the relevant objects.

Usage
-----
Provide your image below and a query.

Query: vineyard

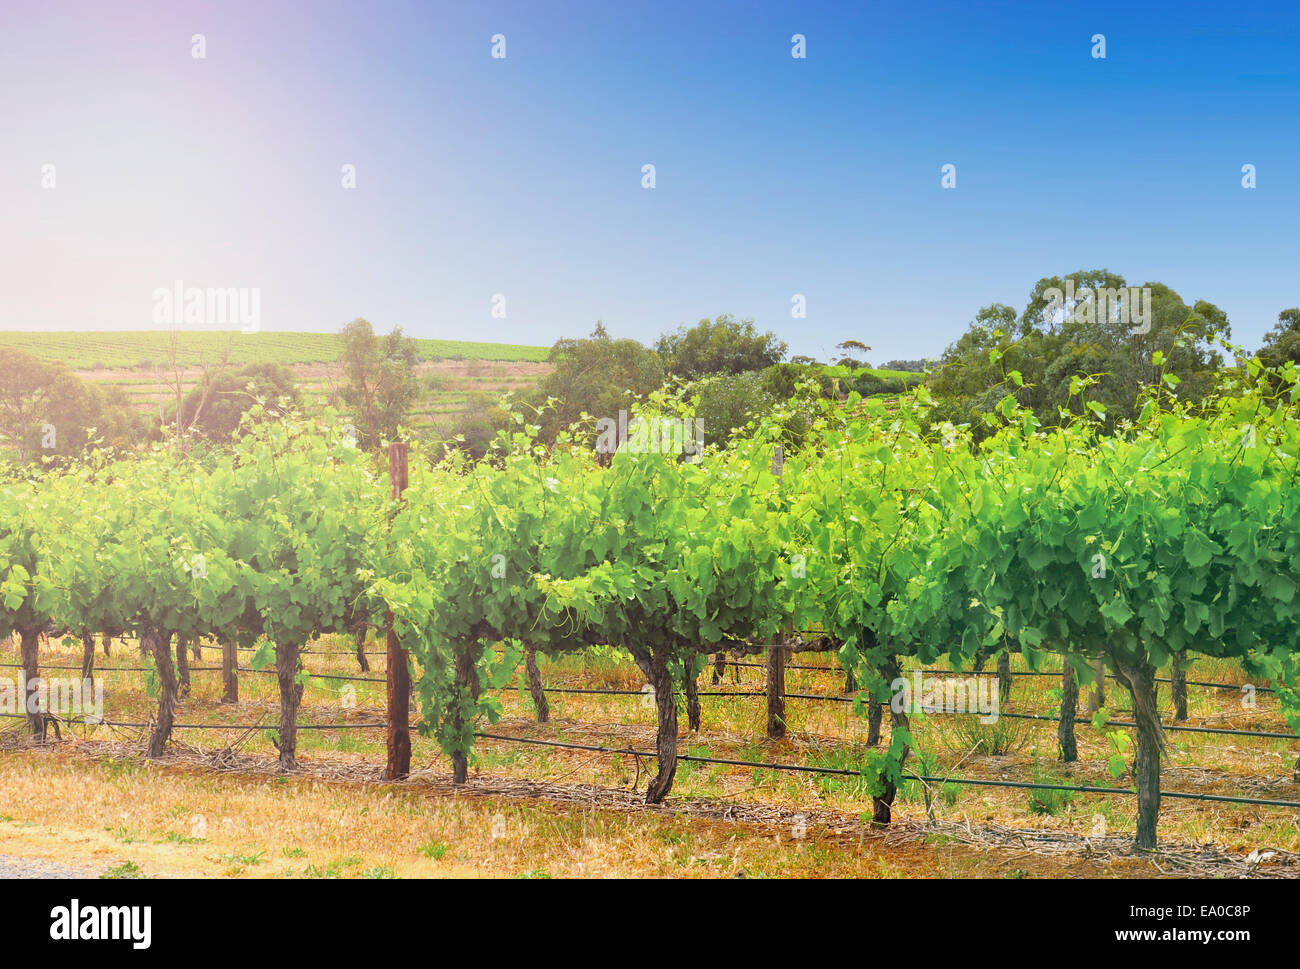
[0,329,553,440]
[0,330,552,370]
[4,352,1300,873]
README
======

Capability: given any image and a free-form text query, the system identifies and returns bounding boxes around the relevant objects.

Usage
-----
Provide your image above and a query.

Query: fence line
[473,732,1300,810]
[6,708,1294,810]
[3,658,1292,743]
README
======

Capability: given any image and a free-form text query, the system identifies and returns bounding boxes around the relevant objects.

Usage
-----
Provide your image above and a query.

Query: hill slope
[0,330,550,369]
[0,330,552,432]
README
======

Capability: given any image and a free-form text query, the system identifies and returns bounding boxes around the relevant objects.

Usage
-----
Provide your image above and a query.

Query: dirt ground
[2,637,1296,879]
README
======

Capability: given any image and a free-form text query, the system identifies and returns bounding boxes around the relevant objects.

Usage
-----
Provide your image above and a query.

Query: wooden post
[685,666,701,732]
[1171,661,1188,721]
[524,647,548,723]
[80,632,96,679]
[175,634,191,697]
[1088,656,1105,712]
[385,442,411,781]
[1058,662,1078,762]
[220,638,238,704]
[766,639,787,740]
[18,627,41,736]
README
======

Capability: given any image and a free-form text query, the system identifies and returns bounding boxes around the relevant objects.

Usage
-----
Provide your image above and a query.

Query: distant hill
[0,330,552,433]
[0,330,550,370]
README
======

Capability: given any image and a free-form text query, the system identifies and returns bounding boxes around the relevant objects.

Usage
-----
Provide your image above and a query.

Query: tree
[0,349,57,465]
[0,349,144,465]
[931,272,1230,435]
[655,315,786,379]
[834,339,872,370]
[433,392,506,461]
[172,363,299,440]
[339,318,421,448]
[883,359,934,372]
[42,373,143,461]
[1258,308,1300,370]
[531,324,665,443]
[0,477,54,733]
[687,366,820,450]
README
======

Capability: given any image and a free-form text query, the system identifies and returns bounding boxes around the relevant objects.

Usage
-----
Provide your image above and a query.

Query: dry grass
[2,636,1297,878]
[0,744,1015,879]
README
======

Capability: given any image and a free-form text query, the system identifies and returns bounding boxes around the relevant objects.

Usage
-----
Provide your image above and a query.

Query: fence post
[385,442,411,781]
[766,635,787,740]
[220,638,238,704]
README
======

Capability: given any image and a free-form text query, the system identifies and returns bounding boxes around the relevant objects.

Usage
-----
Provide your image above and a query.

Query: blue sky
[2,0,1297,362]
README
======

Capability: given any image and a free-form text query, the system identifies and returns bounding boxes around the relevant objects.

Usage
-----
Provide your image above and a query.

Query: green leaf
[1182,530,1221,569]
[250,642,275,671]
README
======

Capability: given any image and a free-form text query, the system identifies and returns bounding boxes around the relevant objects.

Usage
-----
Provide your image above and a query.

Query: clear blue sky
[2,0,1297,362]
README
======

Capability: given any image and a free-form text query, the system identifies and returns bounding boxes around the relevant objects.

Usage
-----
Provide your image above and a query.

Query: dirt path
[0,854,96,879]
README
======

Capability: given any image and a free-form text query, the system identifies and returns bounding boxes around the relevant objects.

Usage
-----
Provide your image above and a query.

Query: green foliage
[419,840,449,859]
[430,391,506,460]
[339,318,422,449]
[8,326,1300,841]
[685,367,821,450]
[0,348,145,465]
[1027,762,1078,816]
[929,709,1032,757]
[655,314,787,379]
[1256,308,1300,375]
[100,861,147,879]
[530,323,666,444]
[930,272,1231,436]
[171,362,299,441]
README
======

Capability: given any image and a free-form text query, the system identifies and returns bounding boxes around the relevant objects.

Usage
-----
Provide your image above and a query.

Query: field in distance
[0,329,550,369]
[1,329,553,432]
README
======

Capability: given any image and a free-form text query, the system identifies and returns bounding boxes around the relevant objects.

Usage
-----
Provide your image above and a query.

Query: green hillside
[0,330,550,369]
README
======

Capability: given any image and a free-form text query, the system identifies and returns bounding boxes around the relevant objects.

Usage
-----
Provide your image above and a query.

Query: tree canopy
[1257,307,1300,371]
[339,318,421,449]
[170,362,299,441]
[655,314,787,379]
[0,348,143,465]
[530,323,666,444]
[930,270,1230,434]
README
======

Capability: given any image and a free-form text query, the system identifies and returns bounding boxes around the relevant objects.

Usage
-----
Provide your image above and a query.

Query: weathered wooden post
[1058,662,1078,762]
[175,634,191,697]
[220,638,238,704]
[1171,661,1188,721]
[385,442,412,781]
[80,632,96,679]
[18,625,41,736]
[766,640,787,740]
[524,647,548,723]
